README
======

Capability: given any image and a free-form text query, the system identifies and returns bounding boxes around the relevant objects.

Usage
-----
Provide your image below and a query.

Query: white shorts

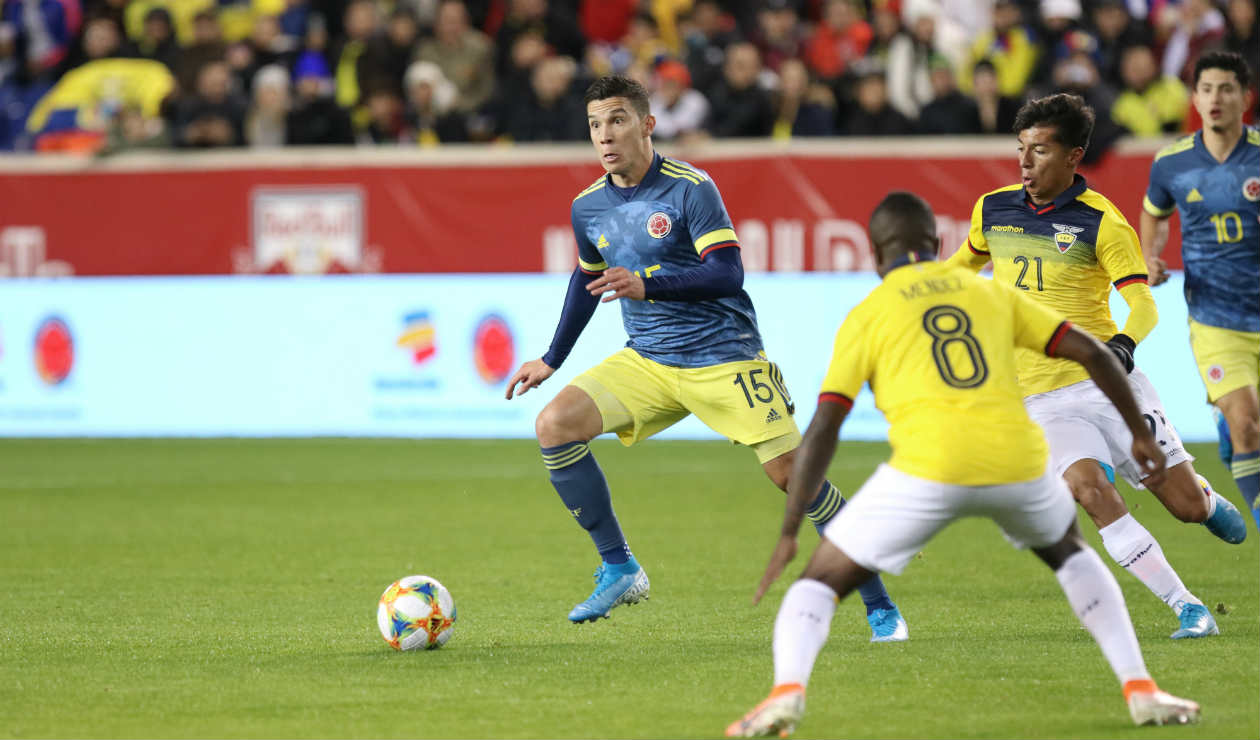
[1024,368,1192,490]
[824,464,1076,575]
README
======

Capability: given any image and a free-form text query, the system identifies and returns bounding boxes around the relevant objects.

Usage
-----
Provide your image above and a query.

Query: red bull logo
[34,316,74,385]
[397,311,437,365]
[473,314,515,384]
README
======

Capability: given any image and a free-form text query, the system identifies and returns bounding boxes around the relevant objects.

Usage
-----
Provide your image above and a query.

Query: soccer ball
[377,575,456,651]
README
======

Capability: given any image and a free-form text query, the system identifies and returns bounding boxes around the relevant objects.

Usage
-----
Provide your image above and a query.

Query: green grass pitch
[1,438,1256,739]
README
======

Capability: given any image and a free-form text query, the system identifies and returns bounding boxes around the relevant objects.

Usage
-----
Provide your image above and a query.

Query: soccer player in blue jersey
[948,93,1246,639]
[503,75,907,639]
[1141,51,1260,532]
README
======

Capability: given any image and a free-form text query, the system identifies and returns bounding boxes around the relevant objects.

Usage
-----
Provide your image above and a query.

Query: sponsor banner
[0,143,1183,276]
[0,273,1212,441]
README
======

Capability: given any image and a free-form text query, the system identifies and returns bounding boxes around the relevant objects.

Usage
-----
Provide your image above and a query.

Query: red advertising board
[0,140,1179,276]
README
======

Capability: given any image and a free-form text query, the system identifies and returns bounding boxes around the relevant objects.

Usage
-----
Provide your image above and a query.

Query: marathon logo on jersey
[1052,223,1085,253]
[646,212,672,239]
[1243,177,1260,202]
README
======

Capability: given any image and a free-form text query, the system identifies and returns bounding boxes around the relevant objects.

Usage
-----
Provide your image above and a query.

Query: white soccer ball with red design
[377,575,456,650]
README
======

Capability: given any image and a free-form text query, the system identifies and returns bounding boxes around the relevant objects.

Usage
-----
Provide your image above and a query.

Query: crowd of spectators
[1,0,1256,154]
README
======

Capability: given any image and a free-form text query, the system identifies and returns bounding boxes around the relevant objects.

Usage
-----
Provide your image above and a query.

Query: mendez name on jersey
[571,153,764,368]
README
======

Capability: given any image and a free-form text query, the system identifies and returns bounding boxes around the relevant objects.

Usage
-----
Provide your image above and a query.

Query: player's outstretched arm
[505,268,601,402]
[1139,209,1172,287]
[754,400,849,604]
[1052,327,1167,485]
[504,359,556,400]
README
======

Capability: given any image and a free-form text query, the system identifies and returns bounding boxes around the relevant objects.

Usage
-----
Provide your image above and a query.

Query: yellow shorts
[1188,319,1260,403]
[570,348,802,463]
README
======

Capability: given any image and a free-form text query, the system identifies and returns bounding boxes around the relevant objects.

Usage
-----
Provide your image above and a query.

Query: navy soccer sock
[1231,450,1260,530]
[542,441,631,564]
[807,480,895,615]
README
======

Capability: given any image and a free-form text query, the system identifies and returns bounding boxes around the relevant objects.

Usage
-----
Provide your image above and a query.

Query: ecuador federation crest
[1052,223,1085,253]
[646,212,672,238]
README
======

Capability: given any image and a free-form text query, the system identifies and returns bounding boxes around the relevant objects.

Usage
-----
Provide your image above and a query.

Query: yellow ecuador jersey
[821,256,1071,486]
[948,175,1155,396]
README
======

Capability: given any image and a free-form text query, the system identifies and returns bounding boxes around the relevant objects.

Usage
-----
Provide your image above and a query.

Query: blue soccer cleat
[867,606,908,642]
[567,558,650,623]
[1199,474,1247,544]
[1170,602,1219,639]
[1213,407,1233,467]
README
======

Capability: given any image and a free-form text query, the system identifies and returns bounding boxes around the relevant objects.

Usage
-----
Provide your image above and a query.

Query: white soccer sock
[1099,513,1200,614]
[773,579,838,689]
[1055,548,1151,685]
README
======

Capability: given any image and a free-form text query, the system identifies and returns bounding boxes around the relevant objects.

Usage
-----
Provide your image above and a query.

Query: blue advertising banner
[0,274,1214,442]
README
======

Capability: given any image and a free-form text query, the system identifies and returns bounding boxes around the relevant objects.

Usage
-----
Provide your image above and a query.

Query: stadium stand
[0,0,1256,153]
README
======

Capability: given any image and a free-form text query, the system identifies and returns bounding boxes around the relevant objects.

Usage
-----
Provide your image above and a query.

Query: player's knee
[1067,477,1127,522]
[534,403,586,447]
[1033,527,1086,571]
[1065,473,1111,508]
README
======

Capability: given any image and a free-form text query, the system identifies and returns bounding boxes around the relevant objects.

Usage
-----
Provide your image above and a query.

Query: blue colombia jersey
[570,153,764,368]
[1144,127,1260,332]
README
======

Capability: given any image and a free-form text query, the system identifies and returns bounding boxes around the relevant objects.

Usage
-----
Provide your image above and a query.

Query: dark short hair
[1013,93,1095,150]
[1193,50,1252,89]
[583,75,651,119]
[869,191,937,255]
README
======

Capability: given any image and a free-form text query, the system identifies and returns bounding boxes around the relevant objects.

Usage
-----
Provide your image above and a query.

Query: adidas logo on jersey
[1187,188,1203,203]
[596,234,610,250]
[765,409,782,424]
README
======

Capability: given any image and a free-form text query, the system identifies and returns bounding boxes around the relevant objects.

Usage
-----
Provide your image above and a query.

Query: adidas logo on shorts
[765,409,782,424]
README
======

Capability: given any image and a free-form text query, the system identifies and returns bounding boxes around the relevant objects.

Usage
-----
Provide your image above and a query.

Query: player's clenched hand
[1145,256,1169,287]
[753,535,798,605]
[1132,433,1167,489]
[587,267,646,302]
[505,358,555,400]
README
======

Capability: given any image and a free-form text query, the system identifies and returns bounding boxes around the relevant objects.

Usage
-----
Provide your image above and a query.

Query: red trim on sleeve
[818,392,854,410]
[966,239,989,256]
[1113,274,1148,290]
[579,267,605,276]
[1044,320,1073,357]
[698,241,739,260]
